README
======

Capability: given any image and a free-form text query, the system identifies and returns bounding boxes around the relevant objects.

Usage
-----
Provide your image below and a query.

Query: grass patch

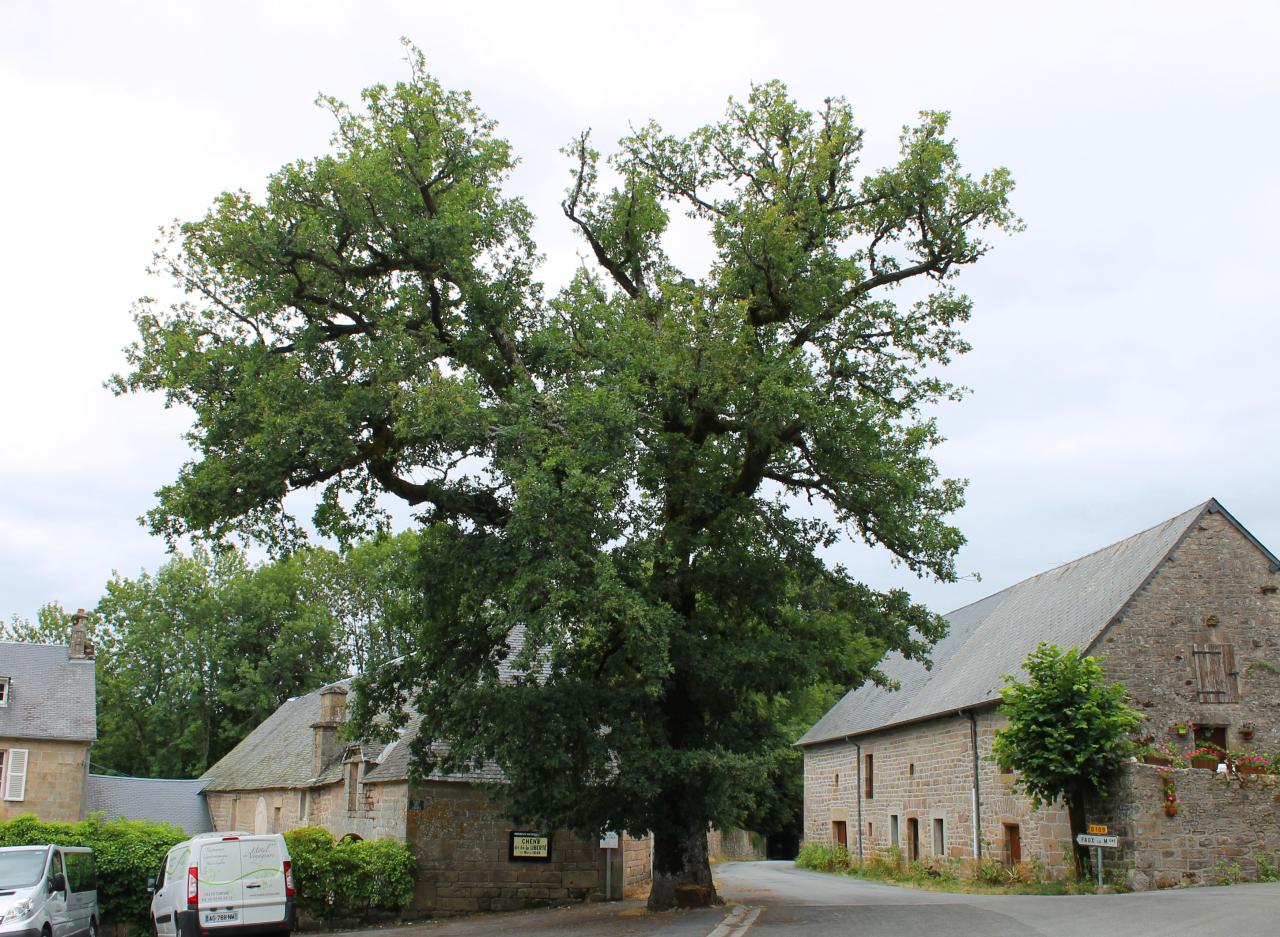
[795,842,1105,895]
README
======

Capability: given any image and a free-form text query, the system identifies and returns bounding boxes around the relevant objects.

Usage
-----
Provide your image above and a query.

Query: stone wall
[404,780,612,914]
[621,832,651,894]
[1094,510,1280,759]
[0,737,90,823]
[1088,763,1280,887]
[802,710,1073,876]
[206,778,408,842]
[706,827,766,861]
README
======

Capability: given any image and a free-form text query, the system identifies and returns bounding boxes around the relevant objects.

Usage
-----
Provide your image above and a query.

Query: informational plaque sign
[599,831,619,849]
[509,830,552,862]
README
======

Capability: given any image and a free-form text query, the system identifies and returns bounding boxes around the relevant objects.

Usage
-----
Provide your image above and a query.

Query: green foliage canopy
[0,814,185,925]
[993,643,1143,809]
[115,48,1020,904]
[283,827,415,920]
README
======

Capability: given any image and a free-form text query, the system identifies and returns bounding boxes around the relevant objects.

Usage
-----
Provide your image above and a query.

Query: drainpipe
[964,710,982,858]
[852,739,864,861]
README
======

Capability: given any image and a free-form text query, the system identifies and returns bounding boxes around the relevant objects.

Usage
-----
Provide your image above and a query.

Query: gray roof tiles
[0,643,96,742]
[201,680,351,791]
[799,500,1221,747]
[204,647,517,791]
[84,775,213,834]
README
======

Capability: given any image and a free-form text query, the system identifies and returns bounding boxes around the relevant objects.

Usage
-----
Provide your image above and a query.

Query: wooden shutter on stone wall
[1192,644,1239,703]
[2,748,27,801]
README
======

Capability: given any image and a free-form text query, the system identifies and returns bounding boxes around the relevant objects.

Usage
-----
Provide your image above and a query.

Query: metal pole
[1095,846,1102,888]
[853,740,864,861]
[606,846,613,900]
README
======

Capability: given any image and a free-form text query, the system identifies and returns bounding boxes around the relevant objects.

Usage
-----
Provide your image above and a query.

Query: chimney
[311,685,349,776]
[68,609,92,660]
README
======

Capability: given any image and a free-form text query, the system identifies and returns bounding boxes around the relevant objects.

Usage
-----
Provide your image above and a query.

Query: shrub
[283,826,415,920]
[971,853,1006,886]
[0,813,185,925]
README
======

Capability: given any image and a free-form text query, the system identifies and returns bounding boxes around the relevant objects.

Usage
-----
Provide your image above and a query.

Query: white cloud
[1,0,1278,622]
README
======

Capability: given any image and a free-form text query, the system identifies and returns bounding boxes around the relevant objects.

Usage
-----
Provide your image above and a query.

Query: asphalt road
[714,860,1280,936]
[339,860,1280,937]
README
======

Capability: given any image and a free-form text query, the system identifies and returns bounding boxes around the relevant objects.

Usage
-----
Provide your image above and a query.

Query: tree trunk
[648,822,720,910]
[1068,791,1088,881]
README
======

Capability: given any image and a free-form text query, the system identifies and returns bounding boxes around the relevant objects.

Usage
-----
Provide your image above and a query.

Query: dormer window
[0,677,9,707]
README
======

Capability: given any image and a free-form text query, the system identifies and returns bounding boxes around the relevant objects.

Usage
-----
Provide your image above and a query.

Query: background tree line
[2,531,419,778]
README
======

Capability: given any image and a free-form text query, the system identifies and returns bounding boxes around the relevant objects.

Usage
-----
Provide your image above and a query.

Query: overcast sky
[2,0,1277,625]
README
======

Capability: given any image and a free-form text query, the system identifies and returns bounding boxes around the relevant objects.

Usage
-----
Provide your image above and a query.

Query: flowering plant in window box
[1238,722,1257,741]
[1158,769,1179,817]
[1140,742,1187,768]
[1188,744,1223,770]
[1231,751,1269,776]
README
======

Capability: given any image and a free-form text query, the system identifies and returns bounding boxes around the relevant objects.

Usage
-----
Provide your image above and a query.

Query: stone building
[799,499,1280,880]
[0,621,97,822]
[202,681,653,913]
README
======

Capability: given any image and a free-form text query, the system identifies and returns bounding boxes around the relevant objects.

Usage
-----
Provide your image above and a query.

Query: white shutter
[3,749,28,801]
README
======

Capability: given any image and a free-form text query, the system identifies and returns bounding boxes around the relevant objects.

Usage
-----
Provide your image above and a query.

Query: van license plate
[202,912,240,925]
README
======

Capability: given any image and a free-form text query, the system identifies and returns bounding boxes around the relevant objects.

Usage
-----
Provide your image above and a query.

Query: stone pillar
[312,685,349,776]
[68,608,92,660]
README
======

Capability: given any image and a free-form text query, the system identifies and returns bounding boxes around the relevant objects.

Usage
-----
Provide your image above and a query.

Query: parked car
[149,832,293,937]
[0,844,98,937]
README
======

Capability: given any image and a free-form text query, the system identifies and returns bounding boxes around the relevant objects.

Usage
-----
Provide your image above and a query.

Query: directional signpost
[1077,827,1118,886]
[600,831,620,900]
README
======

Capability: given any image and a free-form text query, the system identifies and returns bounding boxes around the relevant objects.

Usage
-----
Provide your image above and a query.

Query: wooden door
[832,820,847,849]
[1004,823,1022,865]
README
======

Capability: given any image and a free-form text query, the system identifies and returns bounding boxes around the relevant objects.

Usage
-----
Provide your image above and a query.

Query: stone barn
[202,681,653,913]
[799,498,1280,882]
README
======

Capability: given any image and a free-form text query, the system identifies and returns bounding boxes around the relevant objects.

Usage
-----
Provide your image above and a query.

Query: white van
[0,845,99,937]
[149,833,293,937]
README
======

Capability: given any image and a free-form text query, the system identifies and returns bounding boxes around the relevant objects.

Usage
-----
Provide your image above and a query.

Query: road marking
[706,904,762,937]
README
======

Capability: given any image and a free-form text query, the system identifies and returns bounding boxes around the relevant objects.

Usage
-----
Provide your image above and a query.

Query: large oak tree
[116,49,1019,908]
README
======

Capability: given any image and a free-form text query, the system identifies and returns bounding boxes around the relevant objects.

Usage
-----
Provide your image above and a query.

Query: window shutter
[1221,644,1240,702]
[1192,644,1238,703]
[3,748,27,801]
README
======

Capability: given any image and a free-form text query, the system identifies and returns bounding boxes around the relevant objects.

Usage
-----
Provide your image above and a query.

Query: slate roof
[362,719,505,784]
[0,643,96,742]
[799,499,1273,747]
[204,639,520,792]
[201,679,353,792]
[84,775,213,834]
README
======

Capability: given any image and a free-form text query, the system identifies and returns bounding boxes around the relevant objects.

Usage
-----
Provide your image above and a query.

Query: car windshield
[0,850,46,889]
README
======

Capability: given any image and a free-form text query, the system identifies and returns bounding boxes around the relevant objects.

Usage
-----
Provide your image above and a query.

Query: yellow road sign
[1087,824,1108,835]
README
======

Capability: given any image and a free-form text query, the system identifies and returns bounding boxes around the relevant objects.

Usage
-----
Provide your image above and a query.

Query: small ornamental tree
[992,643,1143,877]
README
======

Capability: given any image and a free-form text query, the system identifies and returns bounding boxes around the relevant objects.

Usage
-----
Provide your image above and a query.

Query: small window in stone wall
[890,814,899,847]
[933,818,945,856]
[834,772,839,787]
[1192,644,1239,703]
[347,762,359,813]
[298,789,308,822]
[865,753,874,799]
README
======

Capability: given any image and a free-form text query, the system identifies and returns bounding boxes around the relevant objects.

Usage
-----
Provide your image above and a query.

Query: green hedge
[0,813,185,925]
[284,827,415,921]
